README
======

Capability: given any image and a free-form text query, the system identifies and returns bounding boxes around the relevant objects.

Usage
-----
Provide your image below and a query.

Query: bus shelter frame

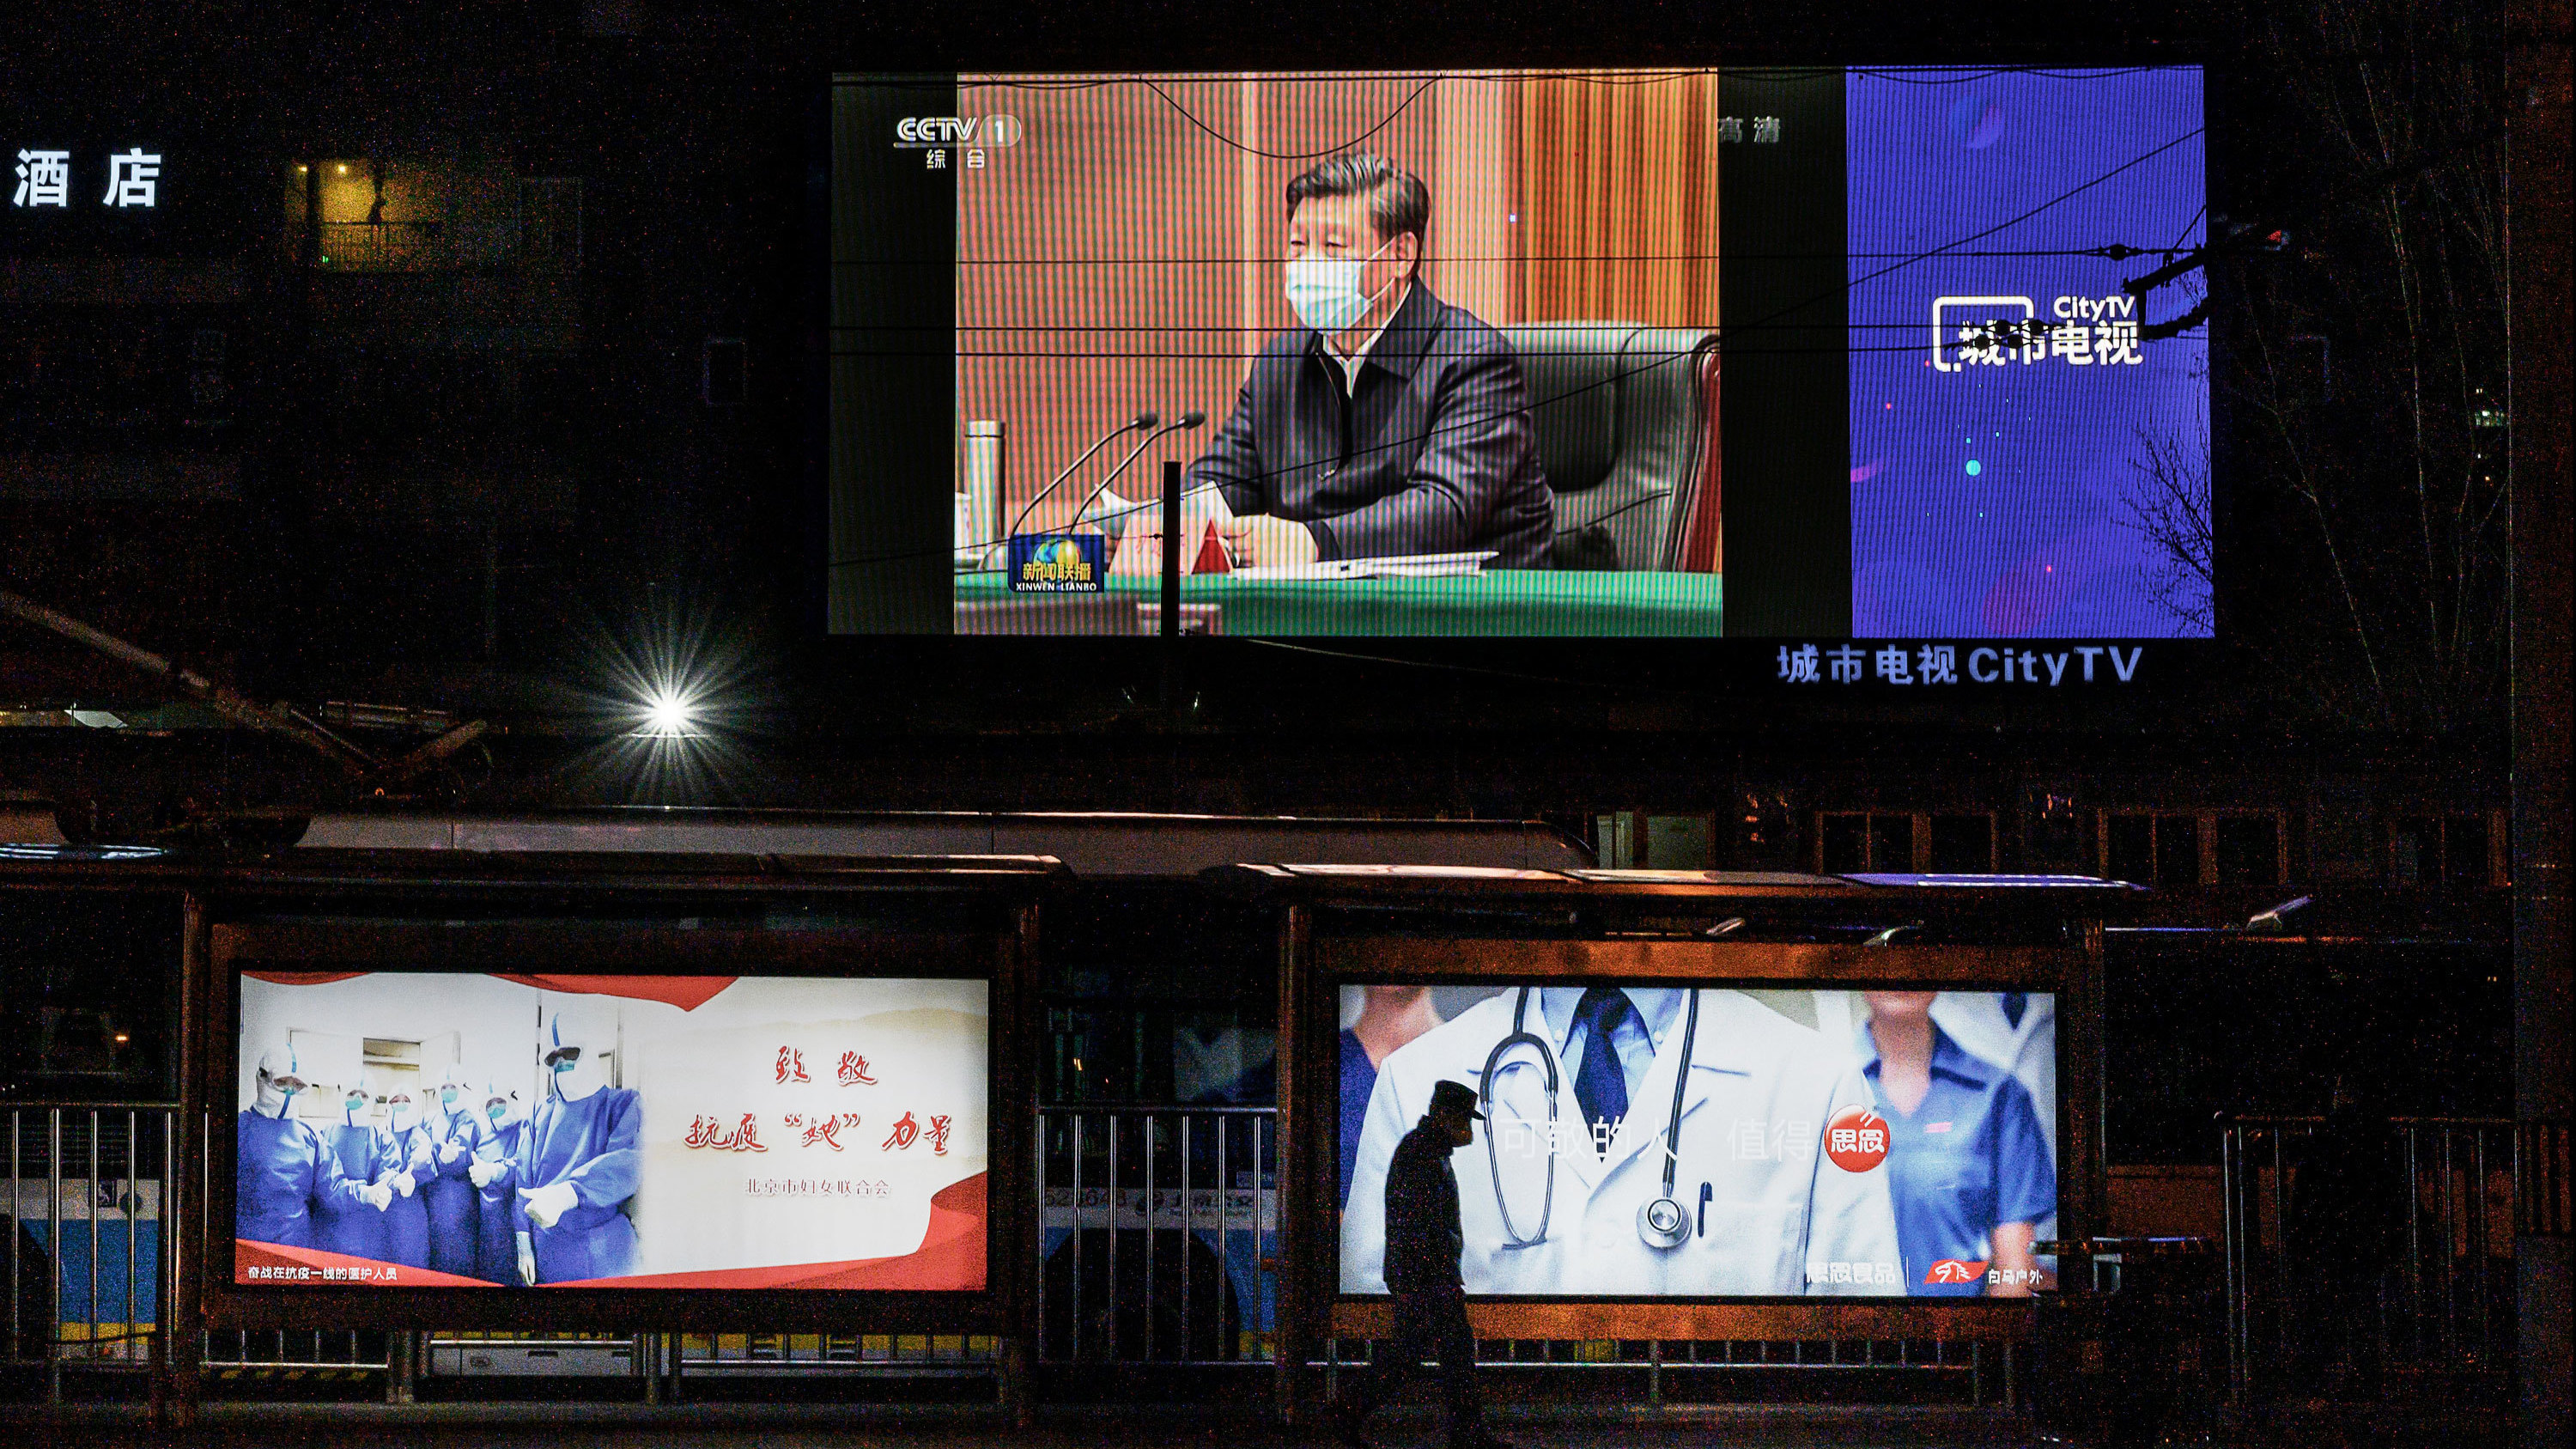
[1221,866,2126,1423]
[168,849,1056,1420]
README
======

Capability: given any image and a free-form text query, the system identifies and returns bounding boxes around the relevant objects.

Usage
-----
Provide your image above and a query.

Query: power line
[833,247,2192,265]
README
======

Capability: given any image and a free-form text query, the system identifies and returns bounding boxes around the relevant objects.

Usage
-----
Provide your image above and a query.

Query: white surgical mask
[1284,238,1397,336]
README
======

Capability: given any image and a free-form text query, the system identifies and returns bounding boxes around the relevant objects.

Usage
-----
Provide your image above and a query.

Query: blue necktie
[1571,988,1638,1157]
[2001,992,2028,1030]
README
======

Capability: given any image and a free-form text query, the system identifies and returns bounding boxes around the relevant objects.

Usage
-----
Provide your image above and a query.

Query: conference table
[951,569,1723,637]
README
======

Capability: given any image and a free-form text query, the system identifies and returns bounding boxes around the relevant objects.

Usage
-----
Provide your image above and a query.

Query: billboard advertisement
[233,972,987,1290]
[1336,985,2055,1298]
[827,68,2207,640]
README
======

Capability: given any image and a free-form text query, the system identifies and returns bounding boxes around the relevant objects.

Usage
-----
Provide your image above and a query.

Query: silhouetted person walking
[1339,1080,1509,1449]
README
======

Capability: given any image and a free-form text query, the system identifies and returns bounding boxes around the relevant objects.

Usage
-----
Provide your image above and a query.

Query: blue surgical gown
[313,1121,393,1261]
[1863,1026,2057,1298]
[519,1087,642,1284]
[474,1118,536,1285]
[1338,1029,1375,1213]
[236,1109,368,1250]
[418,1109,488,1277]
[378,1125,434,1269]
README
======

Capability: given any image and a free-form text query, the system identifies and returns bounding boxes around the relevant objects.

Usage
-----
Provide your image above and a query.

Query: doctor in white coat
[1342,987,1902,1296]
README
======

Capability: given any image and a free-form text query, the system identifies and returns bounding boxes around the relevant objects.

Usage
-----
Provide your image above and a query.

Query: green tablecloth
[953,569,1722,637]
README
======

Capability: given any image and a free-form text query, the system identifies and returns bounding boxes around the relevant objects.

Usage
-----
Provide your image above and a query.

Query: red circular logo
[1824,1105,1892,1172]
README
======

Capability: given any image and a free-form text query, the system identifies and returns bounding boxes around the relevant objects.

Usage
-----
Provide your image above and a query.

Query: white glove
[469,1160,504,1188]
[361,1183,393,1211]
[392,1171,418,1198]
[516,1232,538,1287]
[520,1180,579,1230]
[439,1142,465,1166]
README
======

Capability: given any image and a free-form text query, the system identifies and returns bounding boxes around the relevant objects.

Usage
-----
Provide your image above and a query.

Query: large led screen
[234,973,987,1290]
[1847,70,2209,637]
[1337,985,2056,1297]
[828,68,2208,639]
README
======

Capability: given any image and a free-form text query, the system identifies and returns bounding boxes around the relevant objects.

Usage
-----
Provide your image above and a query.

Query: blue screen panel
[1848,69,2209,639]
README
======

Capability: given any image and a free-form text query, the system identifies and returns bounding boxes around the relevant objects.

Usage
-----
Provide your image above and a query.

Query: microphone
[1071,411,1208,535]
[1003,411,1157,543]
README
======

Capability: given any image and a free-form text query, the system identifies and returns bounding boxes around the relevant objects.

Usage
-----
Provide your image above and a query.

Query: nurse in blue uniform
[312,1087,394,1261]
[236,1045,388,1248]
[1337,987,1443,1210]
[470,1083,535,1285]
[419,1064,488,1276]
[376,1089,434,1269]
[1858,992,2056,1297]
[513,1017,643,1285]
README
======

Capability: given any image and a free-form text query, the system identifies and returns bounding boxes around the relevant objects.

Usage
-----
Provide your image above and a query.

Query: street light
[635,686,700,739]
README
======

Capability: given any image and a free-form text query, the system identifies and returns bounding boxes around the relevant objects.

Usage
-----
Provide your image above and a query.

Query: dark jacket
[1382,1117,1466,1290]
[1186,282,1555,568]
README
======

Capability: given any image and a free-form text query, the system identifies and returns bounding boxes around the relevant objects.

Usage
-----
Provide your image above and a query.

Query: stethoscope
[1477,986,1702,1252]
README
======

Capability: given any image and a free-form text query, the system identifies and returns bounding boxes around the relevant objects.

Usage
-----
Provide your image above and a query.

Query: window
[2214,815,2283,887]
[1733,791,1801,870]
[1644,814,1715,869]
[1819,813,1910,874]
[1594,813,1716,870]
[2391,814,2502,890]
[1925,814,1997,874]
[2103,810,2286,888]
[2105,813,2202,887]
[1817,811,1997,874]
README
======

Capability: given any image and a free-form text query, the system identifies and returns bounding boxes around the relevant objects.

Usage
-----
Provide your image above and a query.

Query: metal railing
[2220,1114,2518,1400]
[203,1328,389,1379]
[4,1104,173,1401]
[313,218,574,275]
[1326,1335,2009,1408]
[1038,1105,1279,1365]
[1036,1106,1997,1403]
[2,1099,2046,1406]
[675,1332,998,1377]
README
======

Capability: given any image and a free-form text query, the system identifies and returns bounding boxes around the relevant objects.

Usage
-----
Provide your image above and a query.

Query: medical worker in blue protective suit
[1858,992,2055,1298]
[236,1045,389,1248]
[313,1087,396,1260]
[512,1018,642,1285]
[418,1064,489,1276]
[375,1088,434,1269]
[469,1083,535,1284]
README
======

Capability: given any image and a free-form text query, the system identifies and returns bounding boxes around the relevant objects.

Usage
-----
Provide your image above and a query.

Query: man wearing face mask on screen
[1185,153,1554,569]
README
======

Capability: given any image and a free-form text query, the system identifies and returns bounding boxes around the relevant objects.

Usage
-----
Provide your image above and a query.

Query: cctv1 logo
[893,115,1025,147]
[1823,1105,1891,1172]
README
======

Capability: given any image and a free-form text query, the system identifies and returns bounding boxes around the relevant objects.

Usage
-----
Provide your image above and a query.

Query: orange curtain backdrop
[1511,72,1722,327]
[955,74,1443,534]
